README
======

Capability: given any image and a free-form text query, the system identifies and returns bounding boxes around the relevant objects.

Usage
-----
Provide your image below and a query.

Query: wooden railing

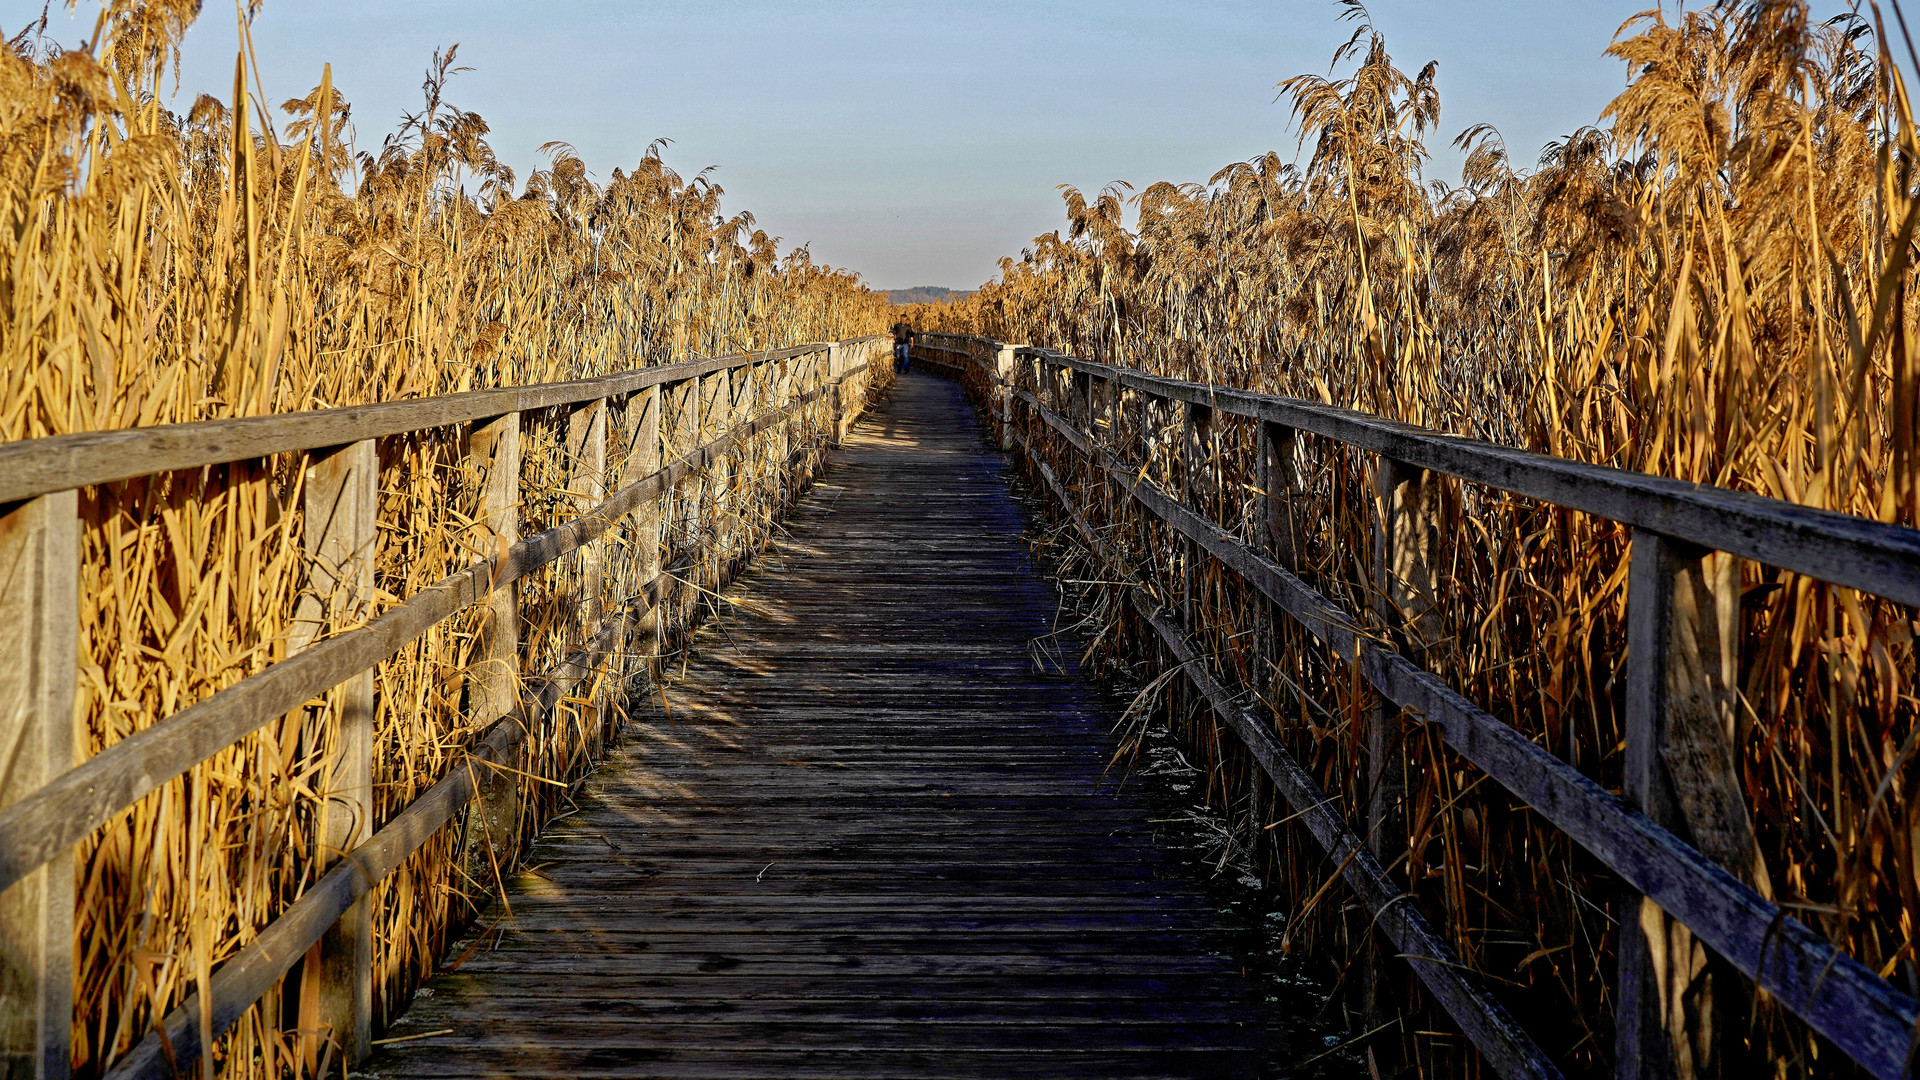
[0,337,888,1080]
[913,333,1920,1080]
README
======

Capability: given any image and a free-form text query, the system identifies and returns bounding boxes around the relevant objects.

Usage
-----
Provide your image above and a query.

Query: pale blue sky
[8,2,1858,289]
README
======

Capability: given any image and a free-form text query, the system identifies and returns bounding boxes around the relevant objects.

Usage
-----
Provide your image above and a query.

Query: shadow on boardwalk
[371,370,1355,1079]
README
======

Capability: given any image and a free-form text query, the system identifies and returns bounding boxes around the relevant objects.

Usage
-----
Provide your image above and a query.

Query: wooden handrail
[0,340,874,505]
[920,338,1920,607]
[0,339,887,1080]
[918,332,1920,1080]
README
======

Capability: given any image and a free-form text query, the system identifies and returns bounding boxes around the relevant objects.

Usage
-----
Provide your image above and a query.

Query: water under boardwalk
[372,370,1266,1079]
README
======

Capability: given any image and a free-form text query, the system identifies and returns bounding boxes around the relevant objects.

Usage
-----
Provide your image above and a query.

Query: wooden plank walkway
[370,370,1264,1079]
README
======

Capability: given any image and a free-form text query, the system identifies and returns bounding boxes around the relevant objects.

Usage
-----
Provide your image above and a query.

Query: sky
[4,2,1863,290]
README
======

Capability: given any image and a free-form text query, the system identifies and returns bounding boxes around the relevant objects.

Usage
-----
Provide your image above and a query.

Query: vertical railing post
[0,491,78,1080]
[1089,373,1118,530]
[828,341,849,448]
[666,376,699,637]
[1070,369,1095,501]
[1021,352,1040,450]
[1367,459,1434,866]
[291,440,378,1067]
[1253,422,1301,710]
[465,411,522,876]
[741,359,768,553]
[565,401,607,757]
[1618,530,1762,1080]
[1360,458,1433,1043]
[994,344,1018,451]
[567,401,608,629]
[1256,423,1302,571]
[769,360,793,514]
[1129,386,1158,592]
[1180,401,1214,629]
[1071,370,1093,431]
[625,386,664,668]
[725,361,750,567]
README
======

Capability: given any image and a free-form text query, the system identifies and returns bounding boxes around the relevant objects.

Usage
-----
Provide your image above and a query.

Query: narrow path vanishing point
[371,369,1266,1079]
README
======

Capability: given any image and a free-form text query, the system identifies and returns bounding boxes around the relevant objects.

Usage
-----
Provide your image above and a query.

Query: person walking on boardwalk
[891,318,916,374]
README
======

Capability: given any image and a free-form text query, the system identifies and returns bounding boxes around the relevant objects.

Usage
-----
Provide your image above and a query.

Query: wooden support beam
[994,345,1018,451]
[0,491,78,1080]
[1363,458,1433,1041]
[828,341,849,447]
[1252,422,1300,721]
[1257,423,1302,572]
[702,370,731,594]
[565,401,608,757]
[623,387,664,669]
[290,440,379,1067]
[1368,460,1435,864]
[666,376,701,634]
[465,411,522,878]
[1618,530,1763,1080]
[1180,400,1214,629]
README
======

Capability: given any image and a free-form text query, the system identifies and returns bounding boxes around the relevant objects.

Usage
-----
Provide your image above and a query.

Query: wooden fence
[913,333,1920,1080]
[0,337,888,1080]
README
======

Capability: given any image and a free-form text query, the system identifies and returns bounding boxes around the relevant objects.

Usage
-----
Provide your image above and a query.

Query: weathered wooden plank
[291,439,379,1065]
[413,971,1251,1002]
[1617,530,1766,1080]
[372,372,1265,1080]
[465,410,524,875]
[0,492,78,1080]
[365,1018,1255,1050]
[462,912,1219,934]
[395,983,1228,1014]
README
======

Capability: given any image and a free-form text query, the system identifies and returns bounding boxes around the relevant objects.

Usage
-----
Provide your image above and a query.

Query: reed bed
[2,6,886,1078]
[916,2,1920,1076]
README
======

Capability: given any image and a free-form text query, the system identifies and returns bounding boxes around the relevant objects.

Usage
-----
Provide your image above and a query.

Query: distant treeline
[885,285,974,305]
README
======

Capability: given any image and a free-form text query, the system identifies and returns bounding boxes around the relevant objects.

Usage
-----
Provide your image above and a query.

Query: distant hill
[885,286,974,305]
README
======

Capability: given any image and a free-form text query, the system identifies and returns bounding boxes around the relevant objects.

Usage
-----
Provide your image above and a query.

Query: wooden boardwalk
[371,370,1263,1079]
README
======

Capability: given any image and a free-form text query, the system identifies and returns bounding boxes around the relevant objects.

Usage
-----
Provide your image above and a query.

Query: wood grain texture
[372,372,1264,1080]
[0,492,77,1080]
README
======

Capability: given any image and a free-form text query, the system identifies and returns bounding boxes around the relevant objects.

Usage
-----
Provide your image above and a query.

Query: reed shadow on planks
[370,369,1356,1080]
